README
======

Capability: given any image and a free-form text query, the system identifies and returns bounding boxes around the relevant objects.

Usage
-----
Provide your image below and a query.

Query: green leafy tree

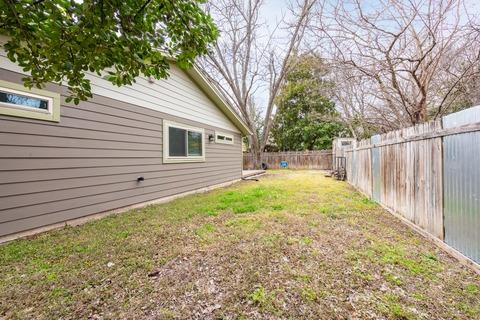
[271,54,347,151]
[0,0,218,103]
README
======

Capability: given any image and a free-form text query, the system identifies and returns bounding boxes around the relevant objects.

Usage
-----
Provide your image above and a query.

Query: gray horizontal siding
[0,133,159,150]
[0,146,163,158]
[0,169,238,220]
[0,69,242,237]
[0,118,162,144]
[0,161,240,181]
[0,173,238,236]
[0,166,238,197]
[0,158,239,170]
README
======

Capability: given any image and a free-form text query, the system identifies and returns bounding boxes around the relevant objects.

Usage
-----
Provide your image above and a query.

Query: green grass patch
[201,209,219,217]
[225,217,262,233]
[233,204,258,214]
[411,292,426,301]
[51,287,71,299]
[373,242,442,277]
[378,294,416,320]
[458,302,480,317]
[248,286,278,313]
[261,234,283,247]
[353,268,374,282]
[466,283,480,295]
[300,237,313,246]
[194,223,216,239]
[294,274,312,283]
[197,186,284,217]
[249,286,268,304]
[384,272,403,286]
[301,287,317,301]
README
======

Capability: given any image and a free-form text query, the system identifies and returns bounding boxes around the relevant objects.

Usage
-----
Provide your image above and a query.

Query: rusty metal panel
[371,135,381,202]
[443,108,480,263]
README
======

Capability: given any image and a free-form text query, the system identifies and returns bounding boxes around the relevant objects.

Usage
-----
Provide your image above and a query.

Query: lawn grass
[0,170,479,319]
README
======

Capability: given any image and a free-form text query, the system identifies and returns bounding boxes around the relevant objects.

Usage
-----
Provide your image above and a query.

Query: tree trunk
[412,101,427,124]
[250,136,263,169]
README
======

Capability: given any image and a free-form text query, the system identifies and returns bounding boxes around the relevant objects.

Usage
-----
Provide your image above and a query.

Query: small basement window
[215,132,234,144]
[0,80,60,122]
[163,120,205,163]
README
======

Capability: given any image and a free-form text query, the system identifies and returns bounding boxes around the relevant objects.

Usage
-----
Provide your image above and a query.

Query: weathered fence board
[346,106,480,265]
[346,139,372,197]
[243,150,332,170]
[378,122,443,239]
[371,135,381,202]
[346,121,444,240]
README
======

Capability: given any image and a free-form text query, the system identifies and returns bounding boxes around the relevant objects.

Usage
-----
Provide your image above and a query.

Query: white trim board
[163,119,206,163]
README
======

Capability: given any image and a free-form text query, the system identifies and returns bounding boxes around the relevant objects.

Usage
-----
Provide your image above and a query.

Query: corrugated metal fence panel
[443,108,480,263]
[443,105,480,127]
[371,135,381,202]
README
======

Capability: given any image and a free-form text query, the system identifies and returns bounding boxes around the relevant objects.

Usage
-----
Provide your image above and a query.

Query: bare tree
[315,0,480,132]
[329,66,385,138]
[200,0,316,168]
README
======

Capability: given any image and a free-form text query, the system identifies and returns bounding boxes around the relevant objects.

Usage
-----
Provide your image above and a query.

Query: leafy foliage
[0,0,218,103]
[271,54,347,151]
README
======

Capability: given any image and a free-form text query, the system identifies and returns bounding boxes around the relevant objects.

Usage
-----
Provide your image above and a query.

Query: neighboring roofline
[183,65,252,136]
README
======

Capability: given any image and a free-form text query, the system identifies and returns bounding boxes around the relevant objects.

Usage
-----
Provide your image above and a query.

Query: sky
[263,0,291,26]
[211,0,480,114]
[245,0,296,111]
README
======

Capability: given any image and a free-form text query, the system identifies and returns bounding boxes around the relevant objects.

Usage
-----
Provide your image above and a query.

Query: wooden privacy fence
[243,150,332,170]
[346,105,480,266]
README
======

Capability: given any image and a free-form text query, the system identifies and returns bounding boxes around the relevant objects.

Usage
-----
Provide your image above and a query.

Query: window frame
[0,80,60,122]
[163,120,206,163]
[215,131,234,145]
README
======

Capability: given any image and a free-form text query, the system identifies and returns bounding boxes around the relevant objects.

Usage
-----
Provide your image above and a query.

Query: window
[215,132,234,144]
[0,80,60,122]
[163,120,205,163]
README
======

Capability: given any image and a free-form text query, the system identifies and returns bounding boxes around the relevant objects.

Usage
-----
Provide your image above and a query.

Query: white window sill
[163,157,206,164]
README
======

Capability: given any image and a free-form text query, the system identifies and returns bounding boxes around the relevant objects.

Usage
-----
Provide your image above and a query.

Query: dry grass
[0,170,479,319]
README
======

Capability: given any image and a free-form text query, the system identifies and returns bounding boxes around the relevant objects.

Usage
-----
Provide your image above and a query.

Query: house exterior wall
[0,47,240,133]
[0,67,243,238]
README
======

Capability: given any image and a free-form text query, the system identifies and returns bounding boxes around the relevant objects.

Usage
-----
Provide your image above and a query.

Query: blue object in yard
[280,161,288,168]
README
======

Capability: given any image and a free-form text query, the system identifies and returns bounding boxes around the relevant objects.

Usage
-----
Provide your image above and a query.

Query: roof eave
[182,65,252,136]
